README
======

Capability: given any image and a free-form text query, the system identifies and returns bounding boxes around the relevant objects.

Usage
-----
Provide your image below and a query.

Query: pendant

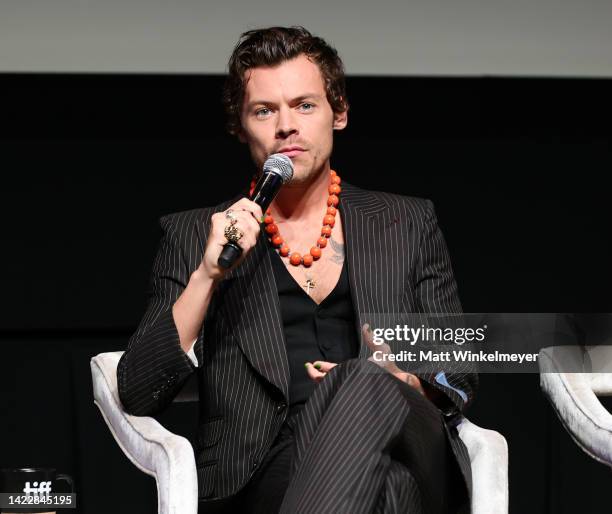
[303,276,316,295]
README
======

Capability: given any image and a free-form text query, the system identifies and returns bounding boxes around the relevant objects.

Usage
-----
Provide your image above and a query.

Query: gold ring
[224,224,244,243]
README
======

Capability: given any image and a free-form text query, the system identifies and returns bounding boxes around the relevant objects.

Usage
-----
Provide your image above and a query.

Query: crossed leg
[278,358,454,514]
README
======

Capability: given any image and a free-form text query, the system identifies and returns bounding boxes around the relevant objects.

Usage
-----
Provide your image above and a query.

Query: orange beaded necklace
[249,169,342,267]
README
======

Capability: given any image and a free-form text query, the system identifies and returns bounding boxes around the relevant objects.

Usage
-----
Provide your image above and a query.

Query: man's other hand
[361,323,426,396]
[304,360,337,383]
[304,351,425,397]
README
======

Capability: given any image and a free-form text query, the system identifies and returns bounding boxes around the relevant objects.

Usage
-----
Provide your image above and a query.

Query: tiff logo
[23,481,52,495]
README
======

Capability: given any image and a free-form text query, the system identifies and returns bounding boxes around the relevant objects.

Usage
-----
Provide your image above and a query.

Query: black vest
[269,244,360,410]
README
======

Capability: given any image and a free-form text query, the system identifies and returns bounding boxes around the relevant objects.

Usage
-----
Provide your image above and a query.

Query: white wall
[1,0,611,76]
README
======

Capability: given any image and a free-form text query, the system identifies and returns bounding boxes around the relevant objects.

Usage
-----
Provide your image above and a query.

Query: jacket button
[252,460,258,470]
[276,402,287,412]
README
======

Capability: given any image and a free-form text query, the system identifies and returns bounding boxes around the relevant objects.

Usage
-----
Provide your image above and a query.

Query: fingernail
[314,363,321,370]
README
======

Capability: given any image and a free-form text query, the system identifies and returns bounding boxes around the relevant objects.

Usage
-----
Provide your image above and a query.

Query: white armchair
[91,351,509,514]
[539,345,612,467]
[91,351,198,514]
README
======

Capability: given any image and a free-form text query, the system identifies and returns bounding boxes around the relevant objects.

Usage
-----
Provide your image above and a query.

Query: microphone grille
[263,154,294,184]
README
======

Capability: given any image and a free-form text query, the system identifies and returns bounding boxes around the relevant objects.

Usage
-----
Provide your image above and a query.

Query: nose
[275,106,298,139]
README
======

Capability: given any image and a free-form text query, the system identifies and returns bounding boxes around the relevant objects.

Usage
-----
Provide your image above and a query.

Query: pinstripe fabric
[279,358,462,514]
[117,181,477,503]
[373,461,424,514]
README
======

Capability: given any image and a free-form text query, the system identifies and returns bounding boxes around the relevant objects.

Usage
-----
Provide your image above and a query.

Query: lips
[278,146,305,158]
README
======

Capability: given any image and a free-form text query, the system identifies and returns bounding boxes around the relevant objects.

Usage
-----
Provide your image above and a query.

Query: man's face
[238,53,347,185]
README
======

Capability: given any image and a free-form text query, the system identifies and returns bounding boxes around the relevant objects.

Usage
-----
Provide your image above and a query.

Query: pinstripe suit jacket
[117,181,477,501]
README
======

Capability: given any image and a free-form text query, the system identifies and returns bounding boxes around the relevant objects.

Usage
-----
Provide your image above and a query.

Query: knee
[328,359,413,408]
[332,357,385,376]
[324,358,395,392]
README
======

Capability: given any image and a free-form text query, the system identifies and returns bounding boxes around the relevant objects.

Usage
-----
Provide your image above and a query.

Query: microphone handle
[250,172,284,212]
[218,241,243,269]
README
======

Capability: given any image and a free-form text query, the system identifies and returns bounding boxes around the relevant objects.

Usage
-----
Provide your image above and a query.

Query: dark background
[1,73,611,513]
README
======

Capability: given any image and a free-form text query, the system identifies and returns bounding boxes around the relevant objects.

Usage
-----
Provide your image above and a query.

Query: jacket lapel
[339,182,390,358]
[195,191,290,402]
[219,231,291,401]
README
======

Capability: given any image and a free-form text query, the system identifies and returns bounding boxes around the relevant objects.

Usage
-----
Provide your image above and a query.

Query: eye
[299,103,314,112]
[255,107,272,118]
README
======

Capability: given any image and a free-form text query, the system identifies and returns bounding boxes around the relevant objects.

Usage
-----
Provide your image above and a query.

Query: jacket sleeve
[412,199,479,415]
[117,214,197,416]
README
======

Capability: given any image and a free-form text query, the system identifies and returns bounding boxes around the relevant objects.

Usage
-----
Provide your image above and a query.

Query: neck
[270,163,331,222]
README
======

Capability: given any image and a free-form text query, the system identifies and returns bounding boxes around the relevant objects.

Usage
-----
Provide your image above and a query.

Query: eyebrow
[246,93,324,109]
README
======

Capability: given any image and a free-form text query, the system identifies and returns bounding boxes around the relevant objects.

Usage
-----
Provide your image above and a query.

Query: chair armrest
[90,351,198,514]
[457,418,509,514]
[539,346,612,467]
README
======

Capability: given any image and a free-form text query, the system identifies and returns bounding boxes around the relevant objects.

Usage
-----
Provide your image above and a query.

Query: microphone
[217,153,294,269]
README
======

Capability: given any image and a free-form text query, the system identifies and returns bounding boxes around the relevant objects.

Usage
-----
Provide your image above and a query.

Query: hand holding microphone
[216,153,293,270]
[200,154,294,281]
[199,197,263,281]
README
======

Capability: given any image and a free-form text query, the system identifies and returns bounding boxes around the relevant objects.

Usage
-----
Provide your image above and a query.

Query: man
[118,26,477,513]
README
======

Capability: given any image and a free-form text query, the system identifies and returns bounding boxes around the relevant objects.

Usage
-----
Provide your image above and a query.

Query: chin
[288,167,317,186]
[287,174,309,187]
[293,160,327,182]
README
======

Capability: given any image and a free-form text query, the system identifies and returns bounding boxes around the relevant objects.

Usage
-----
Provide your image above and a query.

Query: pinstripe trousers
[200,358,464,514]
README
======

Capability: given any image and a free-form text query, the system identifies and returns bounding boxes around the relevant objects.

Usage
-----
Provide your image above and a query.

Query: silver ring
[225,209,238,225]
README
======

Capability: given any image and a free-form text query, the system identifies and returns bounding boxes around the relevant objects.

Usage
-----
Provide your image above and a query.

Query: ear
[236,128,246,143]
[333,106,348,131]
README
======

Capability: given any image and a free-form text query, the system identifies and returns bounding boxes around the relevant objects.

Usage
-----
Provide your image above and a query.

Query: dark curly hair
[222,26,349,136]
